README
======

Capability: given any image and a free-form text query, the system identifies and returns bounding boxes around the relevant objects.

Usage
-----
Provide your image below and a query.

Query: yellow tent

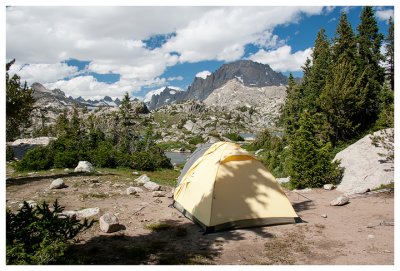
[173,141,298,232]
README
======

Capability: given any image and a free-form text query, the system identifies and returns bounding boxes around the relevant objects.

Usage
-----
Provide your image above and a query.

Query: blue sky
[6,5,394,101]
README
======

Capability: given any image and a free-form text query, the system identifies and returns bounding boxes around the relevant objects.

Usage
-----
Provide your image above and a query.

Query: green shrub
[131,149,173,171]
[6,200,94,264]
[223,133,244,142]
[187,135,204,145]
[6,145,14,161]
[90,141,118,168]
[53,150,78,169]
[16,146,53,171]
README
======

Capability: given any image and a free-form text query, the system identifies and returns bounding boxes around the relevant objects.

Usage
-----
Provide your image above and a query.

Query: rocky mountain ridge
[31,82,122,109]
[147,60,288,110]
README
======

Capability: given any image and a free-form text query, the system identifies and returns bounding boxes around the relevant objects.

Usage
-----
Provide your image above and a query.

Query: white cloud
[376,9,394,22]
[6,6,326,99]
[162,6,324,63]
[8,62,78,85]
[44,76,129,100]
[143,86,183,102]
[196,70,211,79]
[248,45,313,72]
[167,76,184,81]
[143,87,166,102]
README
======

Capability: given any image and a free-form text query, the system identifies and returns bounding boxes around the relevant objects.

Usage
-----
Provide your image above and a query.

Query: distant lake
[239,133,256,140]
[165,151,191,165]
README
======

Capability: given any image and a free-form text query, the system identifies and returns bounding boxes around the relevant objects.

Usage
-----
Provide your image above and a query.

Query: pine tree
[283,73,301,142]
[319,59,361,142]
[287,110,340,189]
[118,92,136,153]
[6,59,35,141]
[356,7,385,129]
[301,29,332,112]
[54,109,69,138]
[332,12,357,62]
[384,17,394,91]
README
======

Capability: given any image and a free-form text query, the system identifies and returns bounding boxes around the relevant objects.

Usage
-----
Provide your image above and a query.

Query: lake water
[165,151,192,165]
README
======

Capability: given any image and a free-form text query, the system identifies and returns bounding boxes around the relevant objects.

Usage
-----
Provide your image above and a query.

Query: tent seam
[208,142,231,226]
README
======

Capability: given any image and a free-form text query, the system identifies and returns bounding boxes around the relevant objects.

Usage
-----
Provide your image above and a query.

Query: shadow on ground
[67,219,275,265]
[6,172,117,187]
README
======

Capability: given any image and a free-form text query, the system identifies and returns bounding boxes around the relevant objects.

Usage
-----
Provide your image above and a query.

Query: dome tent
[173,142,298,233]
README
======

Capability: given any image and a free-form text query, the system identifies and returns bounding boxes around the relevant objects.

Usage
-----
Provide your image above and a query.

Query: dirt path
[5,171,394,265]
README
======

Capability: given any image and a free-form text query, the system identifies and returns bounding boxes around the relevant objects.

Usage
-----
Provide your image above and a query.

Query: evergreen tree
[384,17,394,91]
[319,59,361,142]
[375,83,394,129]
[301,29,332,112]
[54,109,69,138]
[287,110,340,189]
[283,73,301,142]
[356,7,385,128]
[6,59,35,141]
[118,92,136,153]
[332,12,357,62]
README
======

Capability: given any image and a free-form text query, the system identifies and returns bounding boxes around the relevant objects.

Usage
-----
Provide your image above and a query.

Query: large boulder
[135,174,150,185]
[335,129,394,193]
[8,137,56,160]
[99,213,120,233]
[144,181,161,191]
[50,178,67,189]
[74,161,95,173]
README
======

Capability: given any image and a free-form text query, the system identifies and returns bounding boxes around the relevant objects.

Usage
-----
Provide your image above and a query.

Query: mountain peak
[148,60,287,110]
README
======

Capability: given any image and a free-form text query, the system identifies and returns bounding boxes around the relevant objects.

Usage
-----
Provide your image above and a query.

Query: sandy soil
[5,171,395,265]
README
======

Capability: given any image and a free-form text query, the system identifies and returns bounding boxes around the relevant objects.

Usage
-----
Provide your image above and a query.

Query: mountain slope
[148,60,288,110]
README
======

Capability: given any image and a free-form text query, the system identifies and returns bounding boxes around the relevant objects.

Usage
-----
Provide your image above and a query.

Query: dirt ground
[5,170,395,265]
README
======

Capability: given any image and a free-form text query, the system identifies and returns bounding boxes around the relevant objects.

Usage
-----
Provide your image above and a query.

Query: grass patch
[372,182,394,191]
[263,230,310,264]
[80,192,109,201]
[144,222,172,231]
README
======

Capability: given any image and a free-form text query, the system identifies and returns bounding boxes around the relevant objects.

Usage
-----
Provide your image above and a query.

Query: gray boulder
[152,191,166,197]
[323,184,335,190]
[135,174,150,185]
[75,207,100,219]
[144,181,161,191]
[126,187,143,195]
[74,161,95,173]
[330,196,349,206]
[99,213,120,233]
[50,178,67,189]
[335,129,394,193]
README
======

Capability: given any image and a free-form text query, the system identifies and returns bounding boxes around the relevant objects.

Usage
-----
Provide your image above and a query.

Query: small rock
[135,174,150,185]
[18,200,37,208]
[352,187,371,194]
[152,191,166,197]
[74,161,95,173]
[64,168,70,172]
[323,184,335,190]
[276,177,290,184]
[60,211,77,219]
[132,171,139,175]
[330,196,349,206]
[50,178,67,189]
[144,181,160,191]
[368,234,374,239]
[127,187,143,195]
[215,237,224,242]
[75,207,100,219]
[321,214,328,218]
[50,169,55,172]
[100,213,120,233]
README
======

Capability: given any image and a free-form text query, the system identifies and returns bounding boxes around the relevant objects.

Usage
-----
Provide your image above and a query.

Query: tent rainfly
[173,142,299,233]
